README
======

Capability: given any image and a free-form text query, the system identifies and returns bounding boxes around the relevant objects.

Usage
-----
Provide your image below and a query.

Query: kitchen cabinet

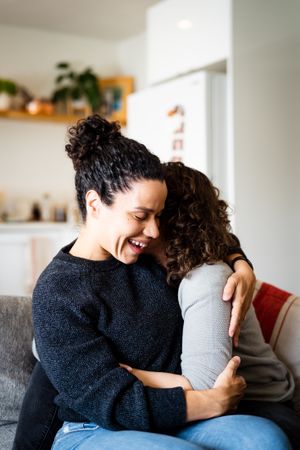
[0,223,78,296]
[147,0,230,85]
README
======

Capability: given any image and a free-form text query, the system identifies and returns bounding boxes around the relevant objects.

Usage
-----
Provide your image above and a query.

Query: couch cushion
[0,421,18,450]
[0,295,35,422]
[253,281,300,416]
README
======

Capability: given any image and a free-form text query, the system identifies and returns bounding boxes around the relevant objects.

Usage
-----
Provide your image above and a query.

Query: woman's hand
[185,356,246,422]
[223,260,256,346]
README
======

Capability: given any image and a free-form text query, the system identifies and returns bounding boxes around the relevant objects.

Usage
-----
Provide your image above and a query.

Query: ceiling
[0,0,160,41]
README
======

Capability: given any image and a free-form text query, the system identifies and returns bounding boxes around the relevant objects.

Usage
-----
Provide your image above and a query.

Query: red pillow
[253,281,300,416]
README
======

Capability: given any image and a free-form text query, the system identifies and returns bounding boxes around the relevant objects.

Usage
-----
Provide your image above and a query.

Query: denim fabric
[12,363,62,450]
[237,400,300,450]
[52,422,202,449]
[52,416,291,450]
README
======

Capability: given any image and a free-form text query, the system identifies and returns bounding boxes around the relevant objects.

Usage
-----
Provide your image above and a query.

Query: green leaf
[56,62,69,69]
[52,86,70,102]
[55,74,66,84]
[0,79,17,95]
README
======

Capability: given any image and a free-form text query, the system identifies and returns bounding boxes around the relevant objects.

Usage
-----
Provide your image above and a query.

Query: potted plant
[51,62,102,115]
[0,79,17,111]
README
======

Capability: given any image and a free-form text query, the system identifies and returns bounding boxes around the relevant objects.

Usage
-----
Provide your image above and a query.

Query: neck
[70,226,110,261]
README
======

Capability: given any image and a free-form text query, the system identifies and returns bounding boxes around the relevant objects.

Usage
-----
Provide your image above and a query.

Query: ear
[85,190,102,218]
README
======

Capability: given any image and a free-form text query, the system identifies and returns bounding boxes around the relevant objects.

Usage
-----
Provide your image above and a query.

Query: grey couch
[0,295,34,450]
[1,284,299,450]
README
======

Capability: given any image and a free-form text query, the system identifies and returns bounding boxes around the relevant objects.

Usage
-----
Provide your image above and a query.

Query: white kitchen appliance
[126,71,231,202]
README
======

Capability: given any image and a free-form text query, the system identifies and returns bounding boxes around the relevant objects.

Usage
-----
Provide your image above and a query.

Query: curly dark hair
[65,114,164,221]
[161,162,236,286]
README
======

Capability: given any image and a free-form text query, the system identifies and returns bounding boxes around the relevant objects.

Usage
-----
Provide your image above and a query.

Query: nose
[144,218,160,239]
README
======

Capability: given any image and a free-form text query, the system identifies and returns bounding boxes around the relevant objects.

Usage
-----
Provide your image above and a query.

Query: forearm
[226,234,254,271]
[129,367,244,422]
[130,368,192,390]
[185,356,246,421]
[185,389,225,421]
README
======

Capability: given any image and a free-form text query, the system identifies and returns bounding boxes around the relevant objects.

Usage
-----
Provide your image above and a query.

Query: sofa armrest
[253,281,300,416]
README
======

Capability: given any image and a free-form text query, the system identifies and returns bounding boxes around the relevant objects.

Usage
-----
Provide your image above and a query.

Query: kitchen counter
[0,221,79,233]
[0,222,79,296]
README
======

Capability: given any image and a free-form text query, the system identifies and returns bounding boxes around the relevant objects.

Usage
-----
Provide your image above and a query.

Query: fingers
[224,356,241,377]
[232,325,241,347]
[222,275,237,301]
[228,278,247,338]
[237,375,247,389]
[228,298,243,338]
[119,363,133,372]
[225,269,256,341]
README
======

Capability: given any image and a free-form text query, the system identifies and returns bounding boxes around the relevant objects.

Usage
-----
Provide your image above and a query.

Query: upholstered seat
[0,281,299,449]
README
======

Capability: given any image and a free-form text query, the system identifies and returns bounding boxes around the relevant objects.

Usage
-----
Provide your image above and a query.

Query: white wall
[117,32,147,91]
[1,5,299,294]
[232,0,300,293]
[120,0,300,293]
[0,25,119,216]
[0,24,119,96]
[147,0,230,84]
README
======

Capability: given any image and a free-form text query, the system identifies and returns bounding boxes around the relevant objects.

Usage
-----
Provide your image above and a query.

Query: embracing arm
[224,234,256,345]
[122,357,246,420]
[33,273,245,430]
[121,262,242,392]
[33,274,186,432]
[119,364,193,390]
[185,356,246,420]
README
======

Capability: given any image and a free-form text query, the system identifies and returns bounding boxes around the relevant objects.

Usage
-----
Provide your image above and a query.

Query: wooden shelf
[0,108,128,126]
[0,77,134,125]
[0,110,85,124]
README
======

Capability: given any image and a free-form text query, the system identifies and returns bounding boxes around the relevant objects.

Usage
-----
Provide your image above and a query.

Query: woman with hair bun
[13,116,289,450]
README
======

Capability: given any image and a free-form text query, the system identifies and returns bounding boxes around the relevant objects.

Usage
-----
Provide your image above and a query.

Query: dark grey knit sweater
[32,243,186,432]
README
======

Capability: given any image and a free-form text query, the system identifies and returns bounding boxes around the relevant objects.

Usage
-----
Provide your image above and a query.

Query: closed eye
[133,215,146,221]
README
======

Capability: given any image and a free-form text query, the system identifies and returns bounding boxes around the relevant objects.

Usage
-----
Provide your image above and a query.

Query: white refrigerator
[126,71,231,202]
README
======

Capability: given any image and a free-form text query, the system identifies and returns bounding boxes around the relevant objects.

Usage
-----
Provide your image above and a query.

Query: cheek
[109,218,135,242]
[106,213,143,244]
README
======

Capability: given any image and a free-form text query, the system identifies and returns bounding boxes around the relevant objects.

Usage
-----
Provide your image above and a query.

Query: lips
[128,238,148,254]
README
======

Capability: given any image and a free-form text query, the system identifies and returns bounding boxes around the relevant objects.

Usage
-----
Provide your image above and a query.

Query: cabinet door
[0,235,29,296]
[147,0,230,85]
[0,226,78,296]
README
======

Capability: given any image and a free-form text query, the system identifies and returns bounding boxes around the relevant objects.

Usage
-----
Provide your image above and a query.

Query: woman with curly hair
[125,162,300,449]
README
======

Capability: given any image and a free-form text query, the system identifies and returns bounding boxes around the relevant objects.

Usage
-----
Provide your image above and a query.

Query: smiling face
[80,179,167,264]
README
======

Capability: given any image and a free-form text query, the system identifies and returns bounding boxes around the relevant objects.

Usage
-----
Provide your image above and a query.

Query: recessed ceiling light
[177,19,193,30]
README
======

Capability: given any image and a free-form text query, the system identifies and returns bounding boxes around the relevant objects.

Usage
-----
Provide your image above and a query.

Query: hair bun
[65,114,121,169]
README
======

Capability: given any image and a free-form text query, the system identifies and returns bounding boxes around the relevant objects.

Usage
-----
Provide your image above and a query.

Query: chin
[121,254,139,265]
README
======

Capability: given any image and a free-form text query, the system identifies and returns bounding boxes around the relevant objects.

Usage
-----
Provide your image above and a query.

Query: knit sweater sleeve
[179,262,233,390]
[32,271,186,432]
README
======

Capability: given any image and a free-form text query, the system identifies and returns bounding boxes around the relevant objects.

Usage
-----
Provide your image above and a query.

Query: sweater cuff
[145,386,186,430]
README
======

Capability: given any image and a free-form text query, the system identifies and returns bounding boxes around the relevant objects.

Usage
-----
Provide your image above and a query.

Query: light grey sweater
[178,262,295,402]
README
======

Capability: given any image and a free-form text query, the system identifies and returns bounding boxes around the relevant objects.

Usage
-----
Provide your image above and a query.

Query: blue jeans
[14,363,299,449]
[52,415,291,450]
